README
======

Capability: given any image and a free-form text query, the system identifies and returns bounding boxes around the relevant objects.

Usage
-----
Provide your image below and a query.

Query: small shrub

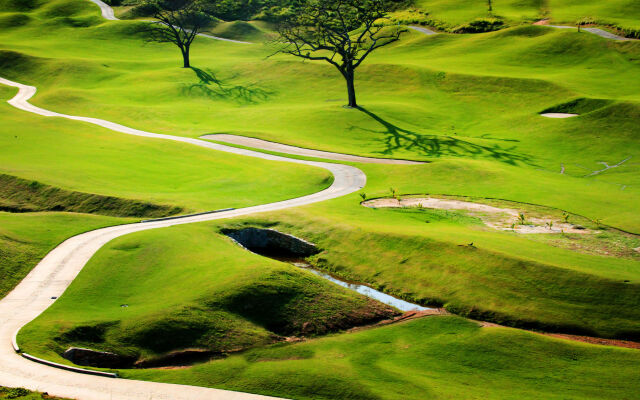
[359,192,367,202]
[563,212,570,223]
[452,18,504,34]
[518,212,526,225]
[6,387,30,399]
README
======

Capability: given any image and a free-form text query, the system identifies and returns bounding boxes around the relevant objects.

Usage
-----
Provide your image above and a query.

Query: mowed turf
[0,1,638,230]
[122,317,640,400]
[216,195,640,338]
[18,222,396,365]
[17,217,640,398]
[0,86,332,213]
[403,0,640,29]
[0,211,129,298]
[3,1,640,398]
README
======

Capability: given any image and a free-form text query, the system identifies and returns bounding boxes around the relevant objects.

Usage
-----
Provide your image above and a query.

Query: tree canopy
[276,0,405,107]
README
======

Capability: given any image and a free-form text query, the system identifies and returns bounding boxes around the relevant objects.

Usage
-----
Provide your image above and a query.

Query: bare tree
[487,0,492,13]
[141,0,209,68]
[276,0,405,108]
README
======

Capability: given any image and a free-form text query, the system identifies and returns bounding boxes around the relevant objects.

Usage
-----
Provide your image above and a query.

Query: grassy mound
[0,12,30,28]
[218,208,640,340]
[19,223,397,366]
[540,97,614,115]
[0,173,182,218]
[125,316,640,400]
[208,20,269,42]
[393,0,640,34]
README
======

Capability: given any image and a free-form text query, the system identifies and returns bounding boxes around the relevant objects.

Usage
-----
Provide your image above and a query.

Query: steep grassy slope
[0,173,181,217]
[18,222,396,367]
[4,2,639,398]
[128,316,640,400]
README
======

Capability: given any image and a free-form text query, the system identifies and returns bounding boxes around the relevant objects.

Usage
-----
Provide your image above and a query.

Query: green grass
[0,6,638,230]
[18,222,396,366]
[0,173,182,217]
[205,20,274,42]
[0,386,70,400]
[550,0,640,30]
[396,0,640,31]
[0,211,129,298]
[123,316,640,400]
[0,86,332,213]
[3,1,640,398]
[214,196,640,339]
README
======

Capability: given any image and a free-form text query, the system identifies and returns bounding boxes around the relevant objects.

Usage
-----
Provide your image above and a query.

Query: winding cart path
[0,76,417,400]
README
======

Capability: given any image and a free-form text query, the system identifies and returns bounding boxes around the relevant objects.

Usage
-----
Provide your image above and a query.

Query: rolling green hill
[1,0,638,399]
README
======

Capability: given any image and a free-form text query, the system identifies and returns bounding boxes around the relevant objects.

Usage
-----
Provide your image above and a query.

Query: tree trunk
[345,69,357,108]
[181,46,190,68]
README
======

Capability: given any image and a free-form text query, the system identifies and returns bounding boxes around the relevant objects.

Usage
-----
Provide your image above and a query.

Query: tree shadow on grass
[185,67,273,105]
[354,107,534,166]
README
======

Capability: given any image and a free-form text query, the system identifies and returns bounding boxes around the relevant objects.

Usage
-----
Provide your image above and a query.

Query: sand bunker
[363,197,590,234]
[540,113,579,118]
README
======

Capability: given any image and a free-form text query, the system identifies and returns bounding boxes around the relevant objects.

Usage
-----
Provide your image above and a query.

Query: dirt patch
[363,197,589,234]
[346,309,448,333]
[478,320,640,350]
[533,19,549,26]
[545,333,640,350]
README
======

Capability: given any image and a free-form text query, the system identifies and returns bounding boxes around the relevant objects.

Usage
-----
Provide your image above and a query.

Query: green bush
[452,17,504,34]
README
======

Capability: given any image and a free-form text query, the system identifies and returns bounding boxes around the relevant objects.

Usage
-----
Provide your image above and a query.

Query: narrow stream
[290,260,432,312]
[223,228,432,313]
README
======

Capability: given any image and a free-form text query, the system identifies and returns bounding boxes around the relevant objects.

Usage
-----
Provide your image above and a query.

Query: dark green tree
[141,0,210,68]
[275,0,404,108]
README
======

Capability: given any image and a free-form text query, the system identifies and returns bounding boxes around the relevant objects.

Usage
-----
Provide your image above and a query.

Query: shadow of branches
[354,107,533,166]
[185,67,273,104]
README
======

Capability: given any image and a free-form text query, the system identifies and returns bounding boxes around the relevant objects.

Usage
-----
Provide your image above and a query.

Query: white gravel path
[202,134,423,164]
[0,75,400,400]
[548,24,634,41]
[88,0,116,20]
[408,26,438,35]
[88,0,252,44]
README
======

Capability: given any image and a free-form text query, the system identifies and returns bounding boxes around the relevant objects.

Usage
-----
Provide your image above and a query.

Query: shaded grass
[0,173,182,217]
[18,223,397,365]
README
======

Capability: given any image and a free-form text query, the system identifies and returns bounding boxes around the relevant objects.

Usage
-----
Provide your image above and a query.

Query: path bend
[0,75,427,399]
[88,0,252,44]
[202,134,423,164]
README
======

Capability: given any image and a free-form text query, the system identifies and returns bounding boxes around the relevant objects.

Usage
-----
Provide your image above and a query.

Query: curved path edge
[201,134,423,164]
[0,75,410,399]
[88,0,252,44]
